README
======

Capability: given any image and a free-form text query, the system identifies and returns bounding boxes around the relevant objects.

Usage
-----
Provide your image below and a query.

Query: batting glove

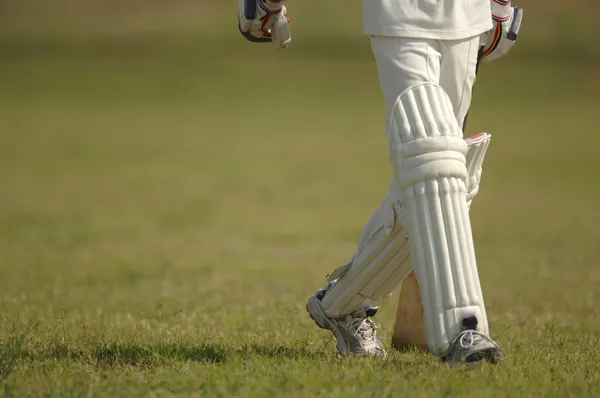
[480,4,523,63]
[238,0,291,51]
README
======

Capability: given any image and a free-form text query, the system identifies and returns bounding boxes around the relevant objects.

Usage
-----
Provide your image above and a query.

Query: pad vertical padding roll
[389,83,489,355]
[319,196,413,318]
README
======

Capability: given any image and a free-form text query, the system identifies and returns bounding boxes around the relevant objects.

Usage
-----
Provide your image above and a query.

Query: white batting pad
[320,194,412,318]
[389,83,489,356]
[318,132,491,321]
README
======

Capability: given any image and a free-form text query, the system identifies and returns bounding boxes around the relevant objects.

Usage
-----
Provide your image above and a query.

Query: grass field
[1,2,600,397]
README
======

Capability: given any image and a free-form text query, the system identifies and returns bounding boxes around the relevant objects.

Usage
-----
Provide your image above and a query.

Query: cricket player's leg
[390,82,502,363]
[382,35,503,362]
[392,132,493,351]
[306,38,435,357]
[392,37,484,351]
[306,189,410,356]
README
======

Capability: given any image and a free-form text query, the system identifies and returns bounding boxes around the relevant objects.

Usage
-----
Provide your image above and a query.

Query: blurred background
[1,0,600,345]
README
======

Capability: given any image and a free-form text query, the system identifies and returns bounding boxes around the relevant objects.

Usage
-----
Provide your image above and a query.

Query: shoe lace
[456,329,495,349]
[458,330,475,349]
[343,316,381,342]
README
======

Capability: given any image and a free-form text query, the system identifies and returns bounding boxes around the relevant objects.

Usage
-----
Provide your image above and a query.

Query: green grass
[1,3,600,396]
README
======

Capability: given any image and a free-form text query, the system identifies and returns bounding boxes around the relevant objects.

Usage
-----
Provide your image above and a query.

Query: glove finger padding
[271,12,291,50]
[480,22,514,63]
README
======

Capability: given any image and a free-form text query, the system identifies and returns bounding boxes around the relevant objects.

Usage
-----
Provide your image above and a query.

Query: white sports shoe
[442,328,504,366]
[306,288,386,357]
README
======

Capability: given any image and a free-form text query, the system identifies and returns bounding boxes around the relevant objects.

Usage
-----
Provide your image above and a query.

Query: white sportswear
[363,0,493,40]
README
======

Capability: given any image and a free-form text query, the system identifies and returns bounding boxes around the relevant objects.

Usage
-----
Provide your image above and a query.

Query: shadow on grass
[1,335,320,374]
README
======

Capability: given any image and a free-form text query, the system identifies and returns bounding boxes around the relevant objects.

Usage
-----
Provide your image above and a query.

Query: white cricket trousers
[371,35,480,131]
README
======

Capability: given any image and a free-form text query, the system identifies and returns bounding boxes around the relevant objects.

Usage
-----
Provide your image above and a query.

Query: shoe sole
[478,348,504,364]
[443,347,504,367]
